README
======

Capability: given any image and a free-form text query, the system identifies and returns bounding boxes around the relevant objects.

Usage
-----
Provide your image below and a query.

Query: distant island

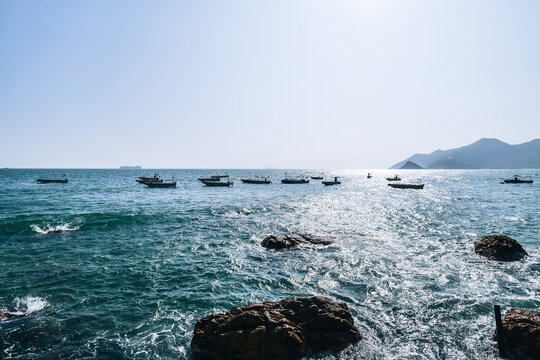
[391,138,540,169]
[120,165,141,169]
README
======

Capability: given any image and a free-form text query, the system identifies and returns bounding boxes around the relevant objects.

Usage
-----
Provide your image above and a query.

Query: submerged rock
[261,233,333,249]
[474,235,527,261]
[191,296,361,360]
[501,308,540,359]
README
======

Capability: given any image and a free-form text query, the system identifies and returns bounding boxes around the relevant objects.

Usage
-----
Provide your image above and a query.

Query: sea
[0,169,538,359]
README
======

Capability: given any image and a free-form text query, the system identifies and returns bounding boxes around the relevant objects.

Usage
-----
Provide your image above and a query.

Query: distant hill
[391,138,540,169]
[399,161,423,169]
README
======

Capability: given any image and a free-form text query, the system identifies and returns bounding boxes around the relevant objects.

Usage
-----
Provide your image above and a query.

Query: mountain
[391,138,540,169]
[399,161,423,169]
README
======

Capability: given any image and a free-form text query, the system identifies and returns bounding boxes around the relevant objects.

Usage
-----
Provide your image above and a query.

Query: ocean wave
[31,223,80,234]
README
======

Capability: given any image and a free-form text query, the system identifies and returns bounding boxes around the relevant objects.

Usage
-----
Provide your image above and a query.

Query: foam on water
[31,223,80,234]
[4,296,49,316]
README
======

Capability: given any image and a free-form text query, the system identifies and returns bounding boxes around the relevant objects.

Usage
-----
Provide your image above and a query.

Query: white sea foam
[15,296,48,315]
[31,223,80,234]
[3,296,48,317]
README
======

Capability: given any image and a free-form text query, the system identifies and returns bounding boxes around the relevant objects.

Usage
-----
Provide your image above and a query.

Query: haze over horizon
[1,1,539,169]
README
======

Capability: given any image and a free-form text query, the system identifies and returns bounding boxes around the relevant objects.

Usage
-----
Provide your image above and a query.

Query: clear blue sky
[1,0,539,168]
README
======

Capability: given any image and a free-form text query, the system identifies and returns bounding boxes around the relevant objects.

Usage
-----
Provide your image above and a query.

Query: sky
[1,0,539,169]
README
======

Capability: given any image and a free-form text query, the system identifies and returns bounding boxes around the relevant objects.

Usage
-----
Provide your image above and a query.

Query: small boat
[502,175,533,184]
[310,176,323,180]
[322,177,341,186]
[367,173,372,179]
[145,176,176,187]
[241,177,271,184]
[137,174,162,184]
[281,178,309,184]
[388,183,424,189]
[198,175,228,182]
[203,180,233,187]
[37,178,68,183]
[386,175,401,181]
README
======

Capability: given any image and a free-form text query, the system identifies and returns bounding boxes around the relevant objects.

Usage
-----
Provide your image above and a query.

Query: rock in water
[473,235,528,261]
[0,311,18,322]
[501,308,540,359]
[191,296,361,360]
[261,233,333,249]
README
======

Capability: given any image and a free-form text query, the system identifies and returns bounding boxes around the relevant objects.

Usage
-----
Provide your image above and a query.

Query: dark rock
[501,308,540,359]
[261,233,333,249]
[474,235,528,261]
[0,311,19,322]
[191,296,361,360]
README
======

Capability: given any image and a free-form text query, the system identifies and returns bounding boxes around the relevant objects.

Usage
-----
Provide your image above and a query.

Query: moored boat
[241,177,271,184]
[502,175,533,184]
[198,175,228,182]
[367,173,372,179]
[310,176,323,180]
[38,174,68,183]
[137,173,162,184]
[37,178,68,183]
[388,183,424,189]
[386,175,401,181]
[322,177,341,186]
[145,176,176,187]
[281,178,309,184]
[203,180,233,187]
[146,181,176,188]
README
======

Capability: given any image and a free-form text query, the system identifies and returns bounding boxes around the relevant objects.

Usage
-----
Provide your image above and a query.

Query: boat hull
[388,183,424,189]
[281,179,309,184]
[386,178,401,181]
[137,179,163,184]
[504,179,533,183]
[322,181,341,186]
[203,181,233,187]
[37,179,68,183]
[310,176,323,180]
[146,182,176,188]
[241,179,271,184]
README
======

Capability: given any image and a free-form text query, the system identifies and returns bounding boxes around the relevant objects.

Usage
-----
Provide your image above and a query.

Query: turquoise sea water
[0,169,539,359]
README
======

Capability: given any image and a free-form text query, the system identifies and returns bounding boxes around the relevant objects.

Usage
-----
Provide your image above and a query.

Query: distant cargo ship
[120,165,141,169]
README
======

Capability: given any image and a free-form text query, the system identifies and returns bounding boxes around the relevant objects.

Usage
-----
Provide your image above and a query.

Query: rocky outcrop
[474,235,528,261]
[191,296,361,360]
[501,308,540,359]
[261,233,333,249]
